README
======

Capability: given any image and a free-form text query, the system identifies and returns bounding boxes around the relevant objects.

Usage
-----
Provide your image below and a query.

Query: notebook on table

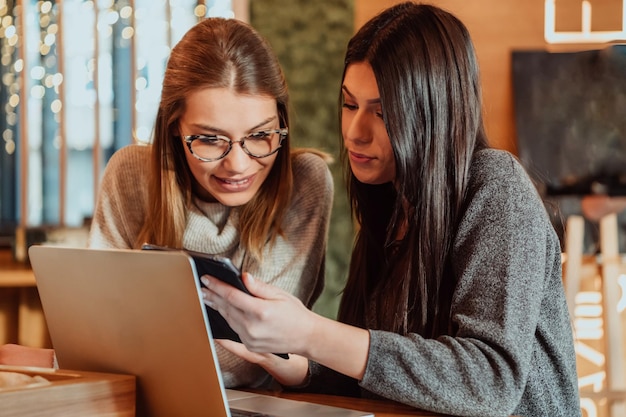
[28,245,374,417]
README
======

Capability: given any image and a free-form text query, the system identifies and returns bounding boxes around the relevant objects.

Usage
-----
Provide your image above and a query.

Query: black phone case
[185,250,251,344]
[141,244,288,359]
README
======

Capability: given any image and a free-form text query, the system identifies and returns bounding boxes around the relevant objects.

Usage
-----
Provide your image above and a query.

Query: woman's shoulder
[466,148,547,211]
[291,149,334,186]
[470,148,529,184]
[468,148,546,216]
[472,148,517,168]
[291,148,332,168]
[289,149,334,206]
[100,144,152,188]
[107,143,151,165]
[103,144,151,174]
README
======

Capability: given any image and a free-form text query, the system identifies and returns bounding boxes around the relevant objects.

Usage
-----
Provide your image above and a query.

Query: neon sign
[575,275,626,416]
[545,0,626,43]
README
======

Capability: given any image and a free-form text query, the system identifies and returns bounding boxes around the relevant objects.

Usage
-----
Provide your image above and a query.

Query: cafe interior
[1,0,626,416]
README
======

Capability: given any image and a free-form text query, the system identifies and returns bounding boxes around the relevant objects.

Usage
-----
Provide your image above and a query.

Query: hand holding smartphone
[141,244,288,359]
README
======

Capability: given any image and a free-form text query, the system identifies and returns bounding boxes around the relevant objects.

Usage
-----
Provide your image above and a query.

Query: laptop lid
[29,245,374,417]
[29,245,229,417]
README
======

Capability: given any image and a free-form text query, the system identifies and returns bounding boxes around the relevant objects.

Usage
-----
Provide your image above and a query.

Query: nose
[220,140,250,173]
[343,110,372,145]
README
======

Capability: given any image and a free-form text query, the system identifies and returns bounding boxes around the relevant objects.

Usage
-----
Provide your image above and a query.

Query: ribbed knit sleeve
[88,145,151,249]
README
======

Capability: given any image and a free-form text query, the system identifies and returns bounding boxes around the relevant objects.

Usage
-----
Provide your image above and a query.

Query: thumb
[216,339,268,365]
[242,272,282,300]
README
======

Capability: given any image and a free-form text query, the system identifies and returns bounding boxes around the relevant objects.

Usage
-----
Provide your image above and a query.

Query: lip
[212,173,256,192]
[348,150,375,164]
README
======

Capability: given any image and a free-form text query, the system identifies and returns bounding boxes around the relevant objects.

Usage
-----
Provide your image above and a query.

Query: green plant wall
[250,1,355,319]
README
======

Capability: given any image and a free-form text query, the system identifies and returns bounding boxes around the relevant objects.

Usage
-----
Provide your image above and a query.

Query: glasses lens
[190,136,230,160]
[244,130,281,157]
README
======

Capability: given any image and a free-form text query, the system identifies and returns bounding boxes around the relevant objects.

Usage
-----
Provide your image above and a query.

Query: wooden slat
[599,213,626,417]
[564,215,585,318]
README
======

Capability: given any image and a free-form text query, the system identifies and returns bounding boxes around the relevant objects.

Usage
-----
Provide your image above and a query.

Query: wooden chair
[598,213,626,416]
[564,213,626,416]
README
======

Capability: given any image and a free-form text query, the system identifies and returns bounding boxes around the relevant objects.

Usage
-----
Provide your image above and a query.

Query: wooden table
[250,389,518,417]
[0,365,136,416]
[0,250,35,287]
[0,250,50,348]
[0,247,532,417]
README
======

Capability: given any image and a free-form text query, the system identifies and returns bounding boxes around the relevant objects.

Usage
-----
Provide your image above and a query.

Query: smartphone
[141,243,288,359]
[185,249,251,294]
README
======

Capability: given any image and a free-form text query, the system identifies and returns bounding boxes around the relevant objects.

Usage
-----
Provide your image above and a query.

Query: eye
[247,131,272,140]
[194,135,225,145]
[342,103,357,111]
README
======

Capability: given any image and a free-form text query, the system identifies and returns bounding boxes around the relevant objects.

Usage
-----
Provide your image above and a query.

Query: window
[0,0,244,242]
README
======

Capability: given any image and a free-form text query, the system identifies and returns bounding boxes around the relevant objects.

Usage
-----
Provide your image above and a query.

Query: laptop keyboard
[230,408,275,417]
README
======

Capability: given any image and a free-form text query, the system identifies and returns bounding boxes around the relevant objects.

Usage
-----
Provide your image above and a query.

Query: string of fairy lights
[0,0,235,226]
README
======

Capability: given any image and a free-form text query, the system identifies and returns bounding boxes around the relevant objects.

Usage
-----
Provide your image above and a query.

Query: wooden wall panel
[354,0,621,154]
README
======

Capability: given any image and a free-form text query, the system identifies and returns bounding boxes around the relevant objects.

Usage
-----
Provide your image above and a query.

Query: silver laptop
[28,245,374,417]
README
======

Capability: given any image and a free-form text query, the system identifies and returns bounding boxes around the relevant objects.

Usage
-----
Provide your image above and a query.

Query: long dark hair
[338,2,489,337]
[136,18,292,261]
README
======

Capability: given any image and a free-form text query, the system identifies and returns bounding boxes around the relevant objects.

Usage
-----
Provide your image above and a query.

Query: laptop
[28,245,374,417]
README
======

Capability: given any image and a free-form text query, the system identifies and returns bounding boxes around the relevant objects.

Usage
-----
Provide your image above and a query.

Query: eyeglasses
[178,128,288,162]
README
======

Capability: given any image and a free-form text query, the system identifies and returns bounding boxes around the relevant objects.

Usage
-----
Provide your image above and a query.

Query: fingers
[216,339,270,365]
[216,339,309,387]
[262,353,310,387]
[201,274,253,312]
[201,272,286,310]
[241,272,284,299]
[200,274,259,343]
[200,272,308,356]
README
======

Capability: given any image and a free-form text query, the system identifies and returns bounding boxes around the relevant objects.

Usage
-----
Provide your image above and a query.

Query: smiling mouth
[216,176,252,186]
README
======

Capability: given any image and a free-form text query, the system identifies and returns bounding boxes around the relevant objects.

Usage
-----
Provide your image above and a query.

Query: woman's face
[178,87,280,206]
[341,62,396,185]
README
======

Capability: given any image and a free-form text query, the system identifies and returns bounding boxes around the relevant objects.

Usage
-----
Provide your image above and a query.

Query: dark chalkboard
[512,45,626,196]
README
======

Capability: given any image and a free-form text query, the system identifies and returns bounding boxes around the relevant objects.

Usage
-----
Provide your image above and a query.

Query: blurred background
[1,0,625,315]
[1,1,626,415]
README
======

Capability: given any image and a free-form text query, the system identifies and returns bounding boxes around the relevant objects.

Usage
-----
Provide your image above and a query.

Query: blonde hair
[135,18,297,261]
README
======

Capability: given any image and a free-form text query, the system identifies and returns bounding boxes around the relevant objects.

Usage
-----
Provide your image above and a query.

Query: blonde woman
[1,17,333,389]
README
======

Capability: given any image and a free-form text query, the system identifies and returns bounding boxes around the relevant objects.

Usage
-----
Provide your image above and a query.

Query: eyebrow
[188,115,278,134]
[341,85,381,105]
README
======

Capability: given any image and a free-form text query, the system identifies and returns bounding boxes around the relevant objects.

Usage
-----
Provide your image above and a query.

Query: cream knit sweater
[88,144,334,387]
